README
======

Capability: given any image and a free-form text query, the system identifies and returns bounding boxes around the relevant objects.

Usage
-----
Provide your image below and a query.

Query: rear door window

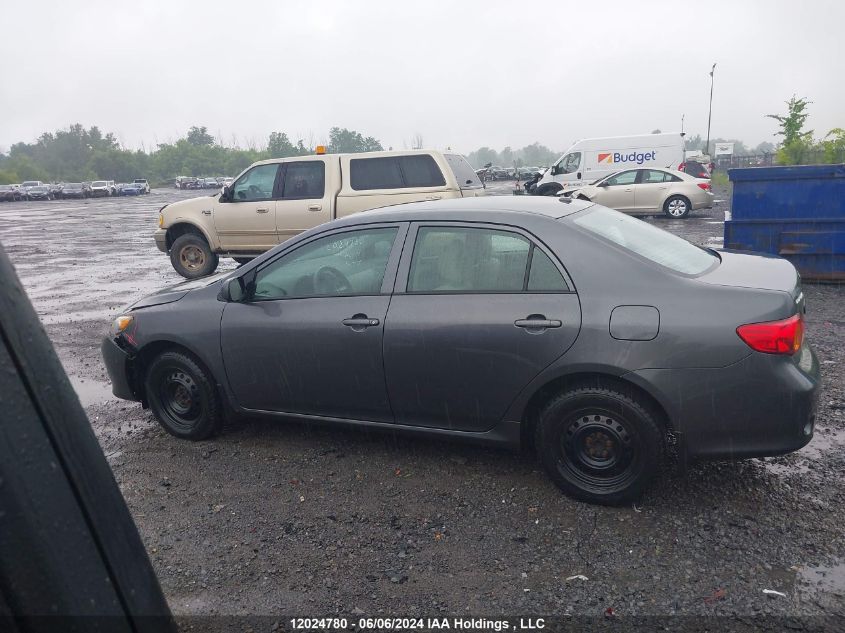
[350,155,446,190]
[444,153,483,190]
[407,227,569,293]
[527,248,568,291]
[281,161,325,199]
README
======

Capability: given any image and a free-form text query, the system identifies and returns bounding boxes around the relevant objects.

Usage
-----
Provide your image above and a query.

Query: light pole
[705,63,716,158]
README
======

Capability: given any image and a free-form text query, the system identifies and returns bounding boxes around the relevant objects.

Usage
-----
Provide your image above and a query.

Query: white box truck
[534,133,686,196]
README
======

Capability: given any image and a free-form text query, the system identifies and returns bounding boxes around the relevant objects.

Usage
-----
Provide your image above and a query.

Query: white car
[562,168,713,218]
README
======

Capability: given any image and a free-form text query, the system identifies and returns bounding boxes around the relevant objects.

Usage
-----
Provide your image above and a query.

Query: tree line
[0,125,384,185]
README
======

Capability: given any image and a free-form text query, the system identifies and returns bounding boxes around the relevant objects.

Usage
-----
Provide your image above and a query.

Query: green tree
[328,127,383,153]
[186,126,215,147]
[766,95,813,145]
[267,132,299,158]
[820,128,845,164]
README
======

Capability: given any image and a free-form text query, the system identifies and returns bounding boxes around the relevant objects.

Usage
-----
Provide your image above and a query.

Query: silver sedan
[564,168,714,218]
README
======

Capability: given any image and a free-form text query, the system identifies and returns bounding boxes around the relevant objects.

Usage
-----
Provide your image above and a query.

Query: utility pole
[705,63,716,157]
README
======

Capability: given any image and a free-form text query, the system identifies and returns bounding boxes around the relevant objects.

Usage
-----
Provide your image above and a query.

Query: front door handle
[308,204,322,212]
[256,208,269,214]
[514,315,562,330]
[342,314,380,331]
[424,196,442,201]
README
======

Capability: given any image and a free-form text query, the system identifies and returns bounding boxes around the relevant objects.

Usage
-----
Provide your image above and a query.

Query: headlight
[158,213,164,227]
[111,315,134,336]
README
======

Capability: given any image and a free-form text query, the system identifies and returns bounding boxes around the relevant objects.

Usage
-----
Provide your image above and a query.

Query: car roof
[344,195,594,224]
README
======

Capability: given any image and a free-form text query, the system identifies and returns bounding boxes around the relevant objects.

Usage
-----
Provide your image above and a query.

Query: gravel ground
[0,183,843,625]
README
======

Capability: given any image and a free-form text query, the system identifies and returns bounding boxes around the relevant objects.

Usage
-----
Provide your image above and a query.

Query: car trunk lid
[699,249,804,312]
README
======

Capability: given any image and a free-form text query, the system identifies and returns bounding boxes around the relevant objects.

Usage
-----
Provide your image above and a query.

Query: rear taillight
[697,182,711,190]
[678,163,685,171]
[737,314,804,355]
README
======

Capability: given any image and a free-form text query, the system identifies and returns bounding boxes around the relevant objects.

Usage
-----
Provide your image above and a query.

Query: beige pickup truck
[156,149,485,278]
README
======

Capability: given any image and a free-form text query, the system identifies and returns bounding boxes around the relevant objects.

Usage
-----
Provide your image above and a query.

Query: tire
[535,385,664,505]
[663,195,691,218]
[233,257,253,265]
[170,233,219,279]
[144,351,222,440]
[536,184,561,197]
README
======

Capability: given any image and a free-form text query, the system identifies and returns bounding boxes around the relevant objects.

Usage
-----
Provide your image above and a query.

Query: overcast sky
[2,0,843,154]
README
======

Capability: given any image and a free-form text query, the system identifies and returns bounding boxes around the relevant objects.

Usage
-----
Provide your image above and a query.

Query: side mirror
[550,165,559,176]
[220,185,233,202]
[227,277,245,302]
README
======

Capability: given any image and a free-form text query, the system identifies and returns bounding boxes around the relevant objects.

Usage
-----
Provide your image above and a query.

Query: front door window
[253,227,398,300]
[232,164,279,201]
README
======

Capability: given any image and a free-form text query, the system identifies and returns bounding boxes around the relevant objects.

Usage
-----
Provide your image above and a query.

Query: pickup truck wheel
[170,234,219,279]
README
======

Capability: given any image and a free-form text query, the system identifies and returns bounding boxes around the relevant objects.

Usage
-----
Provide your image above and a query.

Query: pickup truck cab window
[232,164,279,201]
[280,161,325,199]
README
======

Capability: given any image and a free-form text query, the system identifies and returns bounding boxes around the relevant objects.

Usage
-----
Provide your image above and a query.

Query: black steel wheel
[144,350,223,440]
[536,385,663,505]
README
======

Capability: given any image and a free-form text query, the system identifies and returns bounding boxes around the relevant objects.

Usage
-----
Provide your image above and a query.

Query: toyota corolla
[102,197,819,505]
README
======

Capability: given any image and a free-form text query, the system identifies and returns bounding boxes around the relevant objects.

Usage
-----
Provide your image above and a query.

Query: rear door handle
[342,314,380,330]
[308,204,322,211]
[514,316,562,330]
[256,208,269,214]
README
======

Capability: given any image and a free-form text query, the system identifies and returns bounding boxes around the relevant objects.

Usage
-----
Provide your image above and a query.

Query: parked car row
[175,176,233,190]
[479,166,547,181]
[0,178,151,200]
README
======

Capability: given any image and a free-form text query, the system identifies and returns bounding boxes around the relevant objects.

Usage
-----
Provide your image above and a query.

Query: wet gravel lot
[0,183,843,623]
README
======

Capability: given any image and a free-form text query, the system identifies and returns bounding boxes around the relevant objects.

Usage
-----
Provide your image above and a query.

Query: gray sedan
[102,197,819,505]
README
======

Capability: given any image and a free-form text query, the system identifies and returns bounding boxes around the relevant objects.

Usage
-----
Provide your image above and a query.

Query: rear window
[574,206,717,275]
[444,153,483,190]
[350,155,446,190]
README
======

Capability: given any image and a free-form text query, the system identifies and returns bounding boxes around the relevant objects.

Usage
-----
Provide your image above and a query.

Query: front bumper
[101,336,138,401]
[631,343,820,460]
[154,228,168,253]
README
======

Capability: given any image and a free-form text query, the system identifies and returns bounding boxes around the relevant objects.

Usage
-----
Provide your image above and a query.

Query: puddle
[798,561,845,597]
[762,425,845,476]
[69,375,115,407]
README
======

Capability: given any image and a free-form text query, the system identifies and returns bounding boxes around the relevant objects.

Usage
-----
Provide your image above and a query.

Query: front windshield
[92,181,107,187]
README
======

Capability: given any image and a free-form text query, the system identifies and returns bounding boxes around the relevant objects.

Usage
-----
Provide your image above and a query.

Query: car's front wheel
[170,233,219,278]
[663,195,690,218]
[536,385,663,505]
[144,350,223,440]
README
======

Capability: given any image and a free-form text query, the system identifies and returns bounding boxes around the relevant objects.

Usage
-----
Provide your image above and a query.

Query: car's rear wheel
[170,233,219,278]
[536,385,663,505]
[144,351,222,440]
[663,195,690,218]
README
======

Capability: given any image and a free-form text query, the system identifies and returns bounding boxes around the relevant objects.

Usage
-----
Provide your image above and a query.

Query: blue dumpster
[724,164,845,281]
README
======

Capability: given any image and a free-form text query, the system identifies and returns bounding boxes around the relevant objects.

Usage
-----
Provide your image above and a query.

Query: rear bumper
[101,336,138,401]
[631,344,820,460]
[154,228,168,253]
[693,192,715,210]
